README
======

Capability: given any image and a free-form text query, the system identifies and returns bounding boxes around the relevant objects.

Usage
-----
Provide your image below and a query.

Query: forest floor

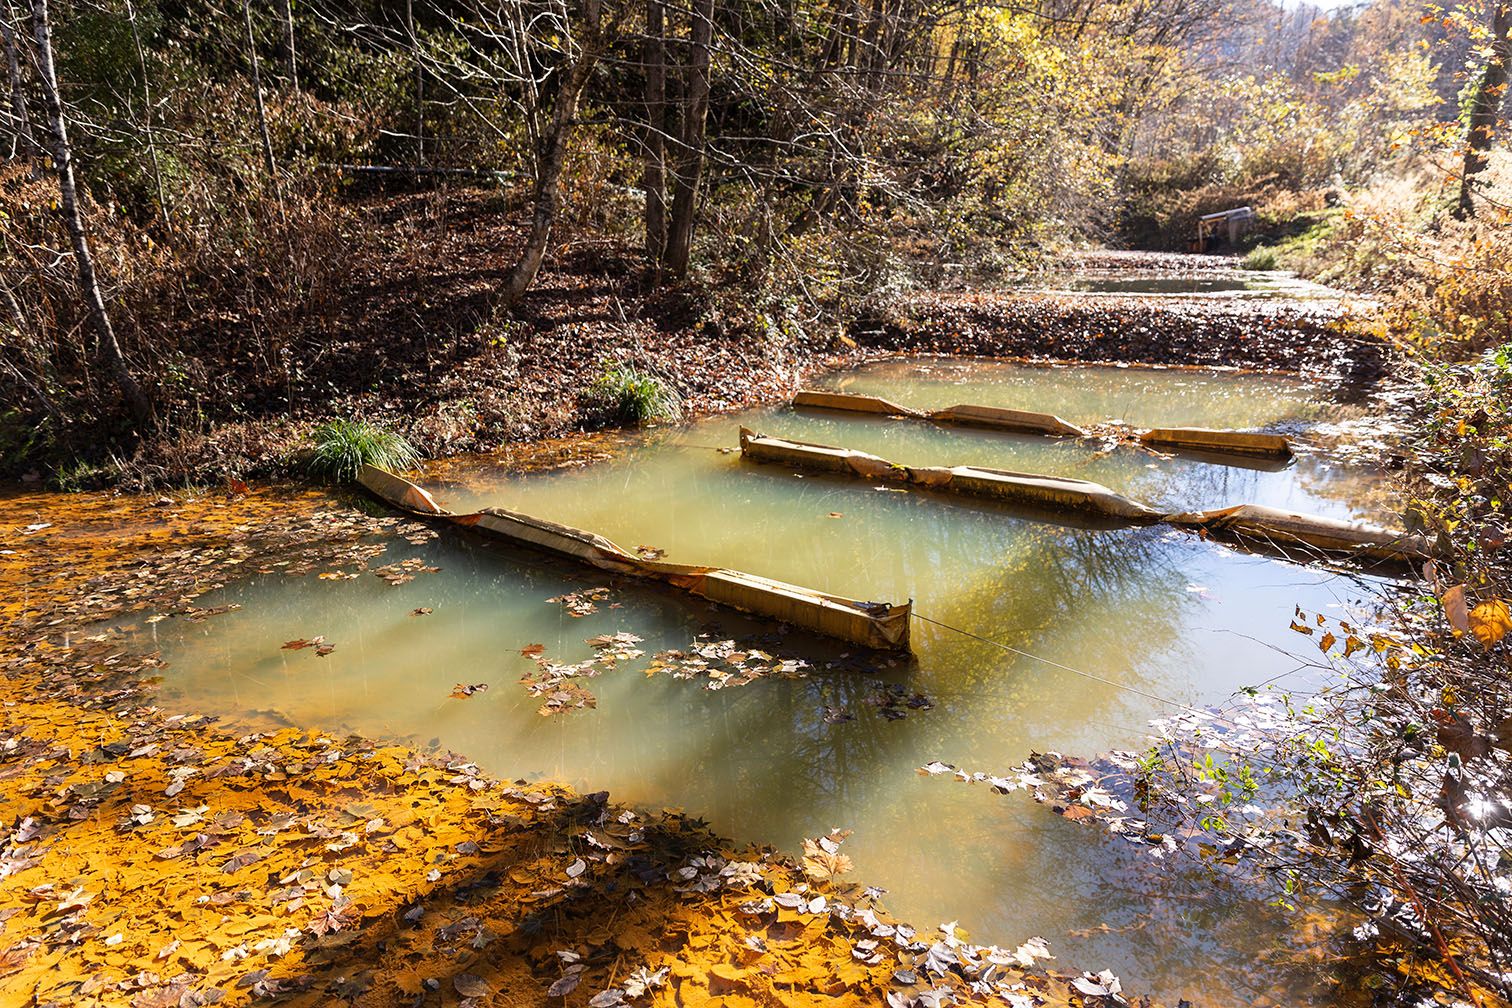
[0,485,1113,1008]
[69,187,1386,490]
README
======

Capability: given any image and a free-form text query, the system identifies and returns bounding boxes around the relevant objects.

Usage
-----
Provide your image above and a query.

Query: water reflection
[148,364,1388,1005]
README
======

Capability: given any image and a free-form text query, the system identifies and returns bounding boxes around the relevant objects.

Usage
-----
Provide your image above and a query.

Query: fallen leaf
[281,636,326,651]
[547,972,583,997]
[454,973,490,998]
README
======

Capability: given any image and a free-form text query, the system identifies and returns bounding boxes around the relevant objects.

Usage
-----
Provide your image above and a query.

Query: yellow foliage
[1469,599,1512,647]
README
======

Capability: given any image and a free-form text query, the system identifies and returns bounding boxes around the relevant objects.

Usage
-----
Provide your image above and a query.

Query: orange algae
[0,485,1087,1007]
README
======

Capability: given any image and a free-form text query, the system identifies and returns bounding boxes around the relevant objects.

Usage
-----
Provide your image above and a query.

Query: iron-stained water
[150,360,1385,1005]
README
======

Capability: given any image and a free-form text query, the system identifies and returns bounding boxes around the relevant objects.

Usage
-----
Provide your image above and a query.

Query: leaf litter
[0,485,1106,1008]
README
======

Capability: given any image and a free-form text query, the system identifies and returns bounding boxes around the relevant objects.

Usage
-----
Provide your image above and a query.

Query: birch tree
[1,0,34,163]
[28,0,154,431]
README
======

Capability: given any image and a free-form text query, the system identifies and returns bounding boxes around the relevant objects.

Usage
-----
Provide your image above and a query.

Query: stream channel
[150,356,1390,1005]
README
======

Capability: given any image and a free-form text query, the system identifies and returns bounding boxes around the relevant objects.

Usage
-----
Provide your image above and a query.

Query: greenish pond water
[149,359,1387,1005]
[1019,271,1346,300]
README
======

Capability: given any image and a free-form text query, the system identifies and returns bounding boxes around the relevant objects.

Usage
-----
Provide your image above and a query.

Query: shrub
[584,364,682,426]
[305,419,421,481]
[1243,246,1278,271]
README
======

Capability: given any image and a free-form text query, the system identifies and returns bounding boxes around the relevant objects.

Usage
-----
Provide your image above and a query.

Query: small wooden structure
[1193,206,1256,251]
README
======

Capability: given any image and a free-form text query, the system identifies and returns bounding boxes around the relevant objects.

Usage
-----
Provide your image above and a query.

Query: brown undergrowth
[0,485,1102,1008]
[4,183,1384,492]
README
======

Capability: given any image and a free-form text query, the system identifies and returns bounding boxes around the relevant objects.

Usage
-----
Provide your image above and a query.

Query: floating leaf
[281,636,326,651]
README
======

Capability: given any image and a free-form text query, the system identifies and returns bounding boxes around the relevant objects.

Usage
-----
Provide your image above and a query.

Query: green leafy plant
[584,363,683,426]
[305,419,420,481]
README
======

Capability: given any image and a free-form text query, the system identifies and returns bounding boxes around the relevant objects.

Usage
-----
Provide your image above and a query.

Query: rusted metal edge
[739,429,1163,521]
[739,431,1432,566]
[356,464,912,651]
[792,389,1294,462]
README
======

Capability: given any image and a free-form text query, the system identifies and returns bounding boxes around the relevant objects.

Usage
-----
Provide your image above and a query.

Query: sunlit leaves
[1469,599,1511,646]
[801,830,854,880]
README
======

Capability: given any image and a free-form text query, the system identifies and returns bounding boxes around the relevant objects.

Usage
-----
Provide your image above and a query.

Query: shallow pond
[149,359,1388,1005]
[1022,271,1346,300]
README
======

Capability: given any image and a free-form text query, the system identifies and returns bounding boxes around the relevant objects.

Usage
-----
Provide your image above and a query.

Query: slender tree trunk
[123,0,169,226]
[642,0,667,266]
[1,0,35,163]
[280,0,296,89]
[241,0,280,189]
[664,0,711,277]
[406,0,422,164]
[499,0,602,307]
[1457,0,1512,218]
[29,0,153,431]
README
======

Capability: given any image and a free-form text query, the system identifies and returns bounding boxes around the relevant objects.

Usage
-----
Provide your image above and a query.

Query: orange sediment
[0,484,1083,1008]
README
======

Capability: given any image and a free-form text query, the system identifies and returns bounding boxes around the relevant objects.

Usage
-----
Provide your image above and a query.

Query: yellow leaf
[1318,632,1336,653]
[1469,599,1511,647]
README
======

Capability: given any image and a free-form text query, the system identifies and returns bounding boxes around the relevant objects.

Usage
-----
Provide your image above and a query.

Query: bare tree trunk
[663,0,711,277]
[1457,0,1512,218]
[28,0,154,431]
[642,0,667,266]
[406,0,422,164]
[124,0,169,226]
[241,0,281,189]
[498,0,603,307]
[280,0,296,89]
[1,0,35,163]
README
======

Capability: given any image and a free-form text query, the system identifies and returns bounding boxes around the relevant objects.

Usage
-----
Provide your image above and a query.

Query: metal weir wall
[357,465,913,651]
[738,430,1433,567]
[791,389,1295,464]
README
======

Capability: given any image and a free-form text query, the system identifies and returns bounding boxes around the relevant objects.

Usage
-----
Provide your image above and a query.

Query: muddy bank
[873,291,1382,389]
[0,487,1115,1008]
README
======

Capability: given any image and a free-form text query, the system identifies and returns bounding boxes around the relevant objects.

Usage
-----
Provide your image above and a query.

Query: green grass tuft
[585,363,683,426]
[1243,246,1279,271]
[306,419,421,481]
